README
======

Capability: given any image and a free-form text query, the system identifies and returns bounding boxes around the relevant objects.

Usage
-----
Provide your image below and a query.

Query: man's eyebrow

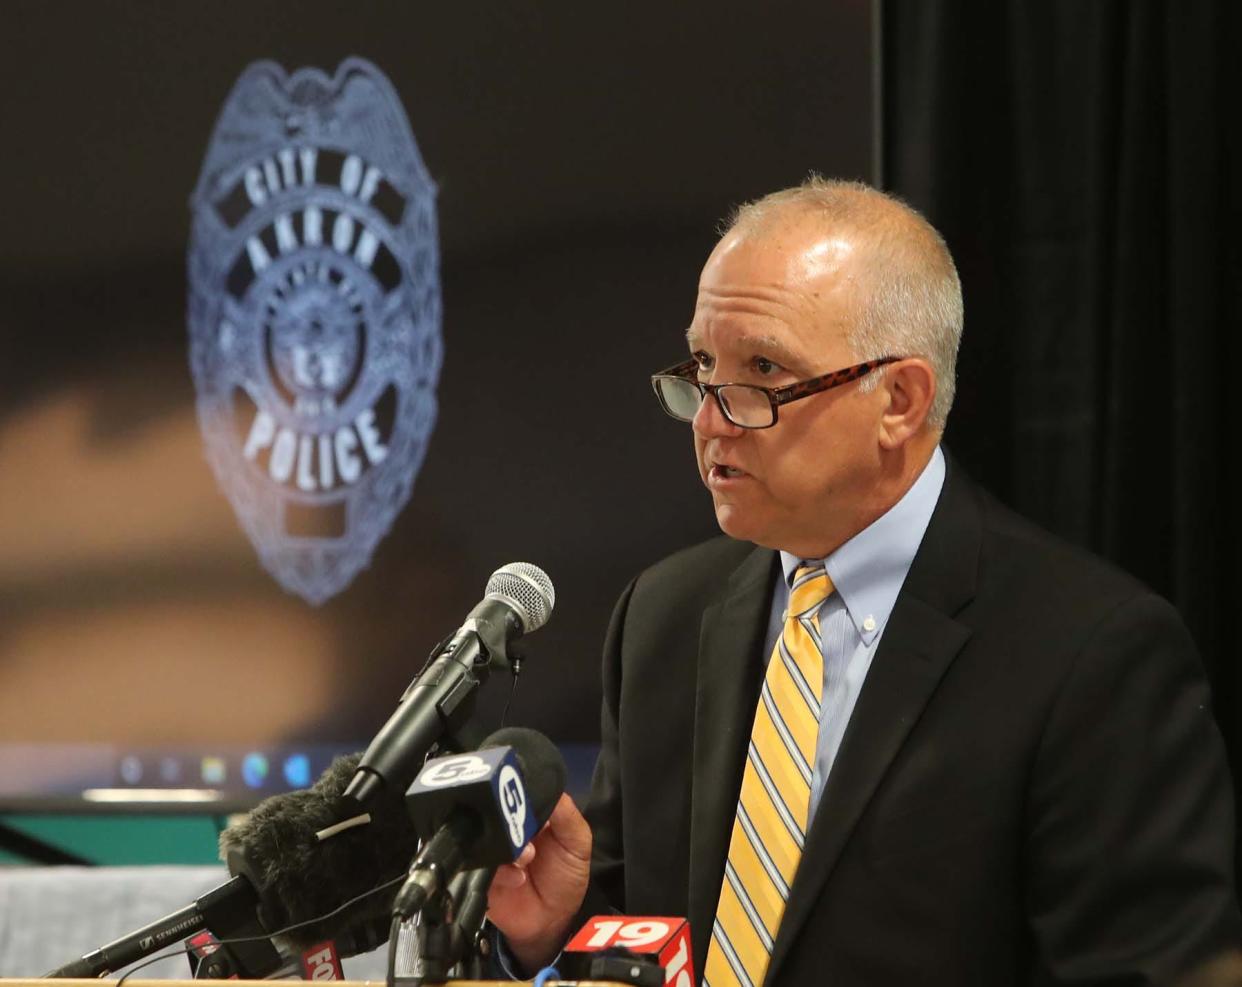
[684,329,802,364]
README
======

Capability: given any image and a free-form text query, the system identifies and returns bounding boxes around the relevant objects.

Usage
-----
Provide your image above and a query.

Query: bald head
[722,178,963,429]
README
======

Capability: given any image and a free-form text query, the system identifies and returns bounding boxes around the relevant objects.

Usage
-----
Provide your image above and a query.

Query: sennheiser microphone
[46,753,418,980]
[44,876,277,980]
[393,727,566,919]
[341,563,555,815]
[189,753,419,978]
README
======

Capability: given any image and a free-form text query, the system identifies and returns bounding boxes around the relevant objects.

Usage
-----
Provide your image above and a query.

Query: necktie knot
[789,563,833,618]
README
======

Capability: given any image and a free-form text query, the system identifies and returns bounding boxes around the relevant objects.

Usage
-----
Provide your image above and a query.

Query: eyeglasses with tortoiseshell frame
[650,355,904,429]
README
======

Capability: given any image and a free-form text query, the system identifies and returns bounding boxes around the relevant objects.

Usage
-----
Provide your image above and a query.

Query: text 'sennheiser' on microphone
[393,727,567,919]
[341,563,554,815]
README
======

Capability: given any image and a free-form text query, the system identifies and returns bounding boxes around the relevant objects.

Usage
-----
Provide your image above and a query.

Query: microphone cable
[386,914,402,987]
[500,648,523,727]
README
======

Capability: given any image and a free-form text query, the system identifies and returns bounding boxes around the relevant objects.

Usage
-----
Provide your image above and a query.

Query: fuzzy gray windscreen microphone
[218,753,420,948]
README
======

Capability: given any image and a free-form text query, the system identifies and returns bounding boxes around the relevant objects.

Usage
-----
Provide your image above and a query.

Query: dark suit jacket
[583,458,1240,985]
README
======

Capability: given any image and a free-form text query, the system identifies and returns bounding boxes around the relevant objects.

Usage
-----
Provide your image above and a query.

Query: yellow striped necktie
[703,563,833,987]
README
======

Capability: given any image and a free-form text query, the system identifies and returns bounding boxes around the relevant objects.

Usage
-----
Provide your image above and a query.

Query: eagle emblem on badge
[188,58,441,604]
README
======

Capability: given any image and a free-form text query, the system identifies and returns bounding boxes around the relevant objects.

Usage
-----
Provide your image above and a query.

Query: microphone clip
[392,880,484,987]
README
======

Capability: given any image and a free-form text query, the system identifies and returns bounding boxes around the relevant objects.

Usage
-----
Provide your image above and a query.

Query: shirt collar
[780,445,946,645]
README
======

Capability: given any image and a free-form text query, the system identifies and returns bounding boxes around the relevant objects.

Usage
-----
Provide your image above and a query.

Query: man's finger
[490,863,529,890]
[543,794,593,860]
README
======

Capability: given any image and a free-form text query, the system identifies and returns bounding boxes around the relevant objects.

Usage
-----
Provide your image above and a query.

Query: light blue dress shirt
[762,445,946,828]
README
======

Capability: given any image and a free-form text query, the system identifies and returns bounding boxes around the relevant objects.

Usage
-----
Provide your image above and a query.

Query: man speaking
[487,179,1241,985]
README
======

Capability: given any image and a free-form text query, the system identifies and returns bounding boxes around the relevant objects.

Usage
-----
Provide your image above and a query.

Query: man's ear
[878,359,937,449]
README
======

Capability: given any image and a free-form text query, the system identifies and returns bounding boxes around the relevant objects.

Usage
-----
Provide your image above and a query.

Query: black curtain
[882,0,1241,839]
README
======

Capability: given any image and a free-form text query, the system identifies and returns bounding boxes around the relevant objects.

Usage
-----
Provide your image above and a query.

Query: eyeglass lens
[716,385,772,426]
[656,378,773,427]
[656,377,703,420]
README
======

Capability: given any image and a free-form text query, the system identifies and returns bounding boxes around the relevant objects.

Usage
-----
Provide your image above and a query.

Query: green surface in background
[0,815,224,866]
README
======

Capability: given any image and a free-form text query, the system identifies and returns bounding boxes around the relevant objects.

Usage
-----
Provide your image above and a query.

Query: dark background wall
[882,0,1242,858]
[0,0,874,807]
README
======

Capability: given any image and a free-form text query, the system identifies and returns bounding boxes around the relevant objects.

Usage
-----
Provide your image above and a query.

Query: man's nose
[692,389,743,439]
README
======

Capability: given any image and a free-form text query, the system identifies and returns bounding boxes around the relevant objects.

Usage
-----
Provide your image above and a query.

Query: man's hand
[487,793,592,973]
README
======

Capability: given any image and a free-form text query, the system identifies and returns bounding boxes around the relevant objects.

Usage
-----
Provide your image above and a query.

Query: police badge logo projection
[188,59,441,604]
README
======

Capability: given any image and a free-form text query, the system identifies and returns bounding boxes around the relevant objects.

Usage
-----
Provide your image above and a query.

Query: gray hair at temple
[725,176,964,431]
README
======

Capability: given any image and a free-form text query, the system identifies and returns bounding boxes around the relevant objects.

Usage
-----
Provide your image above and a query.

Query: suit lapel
[687,543,777,978]
[765,459,983,983]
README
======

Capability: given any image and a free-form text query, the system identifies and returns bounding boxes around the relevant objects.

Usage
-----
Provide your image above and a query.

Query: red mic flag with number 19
[564,916,694,986]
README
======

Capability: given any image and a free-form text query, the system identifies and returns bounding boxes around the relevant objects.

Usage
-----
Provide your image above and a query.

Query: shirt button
[862,615,877,633]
